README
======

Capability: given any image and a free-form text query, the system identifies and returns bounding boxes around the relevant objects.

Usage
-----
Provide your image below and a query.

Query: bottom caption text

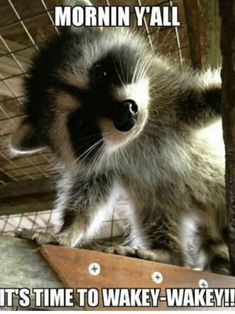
[0,288,235,308]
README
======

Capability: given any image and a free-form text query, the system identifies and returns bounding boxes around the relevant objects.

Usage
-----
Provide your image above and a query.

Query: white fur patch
[200,68,221,89]
[196,120,224,158]
[9,121,46,156]
[114,78,150,109]
[9,142,45,156]
[50,172,72,233]
[180,214,208,269]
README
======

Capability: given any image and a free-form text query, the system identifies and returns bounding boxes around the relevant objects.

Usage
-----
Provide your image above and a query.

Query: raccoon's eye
[93,64,108,81]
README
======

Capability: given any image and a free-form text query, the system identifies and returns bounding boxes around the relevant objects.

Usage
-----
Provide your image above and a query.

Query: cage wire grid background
[0,0,190,241]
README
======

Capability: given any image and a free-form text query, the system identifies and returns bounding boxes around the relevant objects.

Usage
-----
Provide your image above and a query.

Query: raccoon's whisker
[132,57,142,84]
[86,143,104,177]
[76,138,100,150]
[79,138,103,161]
[120,66,126,88]
[119,146,128,169]
[72,136,102,157]
[104,148,109,176]
[114,61,125,89]
[142,62,151,81]
[73,133,103,151]
[114,150,122,175]
[78,133,102,143]
[94,145,104,171]
[138,58,151,81]
[73,138,103,165]
[135,59,144,81]
[136,59,146,82]
[112,151,118,174]
[118,53,126,86]
[144,58,152,76]
[100,131,110,139]
[97,145,105,169]
[127,56,131,85]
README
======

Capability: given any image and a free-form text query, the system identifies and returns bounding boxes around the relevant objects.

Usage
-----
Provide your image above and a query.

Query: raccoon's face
[10,27,151,170]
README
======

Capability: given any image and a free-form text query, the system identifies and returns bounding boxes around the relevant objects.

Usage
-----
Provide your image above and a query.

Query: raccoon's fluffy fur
[10,4,228,274]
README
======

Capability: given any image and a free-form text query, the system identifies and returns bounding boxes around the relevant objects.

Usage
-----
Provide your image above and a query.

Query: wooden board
[41,245,235,310]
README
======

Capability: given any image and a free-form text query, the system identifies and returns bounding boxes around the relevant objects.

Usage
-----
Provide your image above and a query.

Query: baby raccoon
[10,3,228,274]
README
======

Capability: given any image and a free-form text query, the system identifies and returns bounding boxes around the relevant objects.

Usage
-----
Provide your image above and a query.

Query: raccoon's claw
[16,228,59,245]
[33,231,60,245]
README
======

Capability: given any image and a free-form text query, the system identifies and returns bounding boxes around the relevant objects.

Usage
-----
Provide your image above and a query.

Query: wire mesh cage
[0,0,190,241]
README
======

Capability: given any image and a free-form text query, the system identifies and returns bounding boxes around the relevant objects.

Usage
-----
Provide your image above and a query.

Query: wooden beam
[183,0,203,68]
[0,177,56,198]
[0,177,56,215]
[0,196,54,215]
[183,0,221,69]
[0,168,14,185]
[200,0,221,68]
[219,0,235,275]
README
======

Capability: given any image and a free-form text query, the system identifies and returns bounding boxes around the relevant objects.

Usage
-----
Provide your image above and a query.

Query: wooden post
[184,0,221,69]
[183,0,203,68]
[219,0,235,275]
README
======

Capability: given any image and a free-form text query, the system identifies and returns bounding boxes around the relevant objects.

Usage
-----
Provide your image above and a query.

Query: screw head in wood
[198,278,209,288]
[151,271,163,284]
[88,262,101,276]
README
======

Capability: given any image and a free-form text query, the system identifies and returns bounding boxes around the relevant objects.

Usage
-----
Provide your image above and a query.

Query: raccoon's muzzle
[113,99,138,132]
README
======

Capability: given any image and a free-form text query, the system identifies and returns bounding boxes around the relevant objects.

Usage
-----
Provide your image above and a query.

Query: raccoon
[10,3,229,274]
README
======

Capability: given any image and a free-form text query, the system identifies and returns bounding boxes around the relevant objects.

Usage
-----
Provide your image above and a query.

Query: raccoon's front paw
[56,229,86,247]
[16,228,80,247]
[104,245,176,265]
[104,245,137,257]
[136,248,173,264]
[16,229,59,245]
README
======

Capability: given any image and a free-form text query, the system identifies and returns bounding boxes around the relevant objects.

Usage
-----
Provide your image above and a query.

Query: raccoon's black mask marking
[65,45,142,159]
[90,46,139,87]
[88,47,140,131]
[67,108,102,161]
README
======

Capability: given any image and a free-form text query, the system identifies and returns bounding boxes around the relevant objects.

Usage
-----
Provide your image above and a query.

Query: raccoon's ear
[10,119,47,155]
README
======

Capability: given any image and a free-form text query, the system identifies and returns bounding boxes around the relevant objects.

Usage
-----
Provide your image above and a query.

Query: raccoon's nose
[114,100,138,132]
